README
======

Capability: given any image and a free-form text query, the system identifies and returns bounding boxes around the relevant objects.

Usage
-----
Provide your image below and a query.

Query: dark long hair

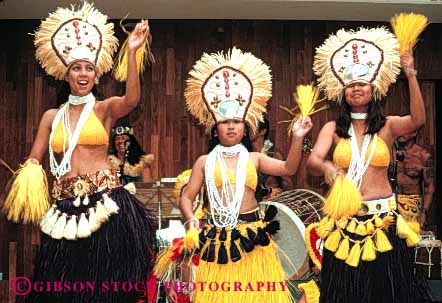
[110,134,146,166]
[335,100,386,138]
[56,82,104,106]
[207,123,253,152]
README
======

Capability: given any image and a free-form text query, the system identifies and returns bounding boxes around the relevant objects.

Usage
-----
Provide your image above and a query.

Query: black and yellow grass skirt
[317,196,426,303]
[28,170,156,303]
[193,207,292,303]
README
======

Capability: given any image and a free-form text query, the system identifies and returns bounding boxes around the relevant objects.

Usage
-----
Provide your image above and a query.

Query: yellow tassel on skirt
[193,222,292,303]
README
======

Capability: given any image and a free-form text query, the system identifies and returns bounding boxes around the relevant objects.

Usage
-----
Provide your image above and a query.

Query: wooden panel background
[0,20,441,301]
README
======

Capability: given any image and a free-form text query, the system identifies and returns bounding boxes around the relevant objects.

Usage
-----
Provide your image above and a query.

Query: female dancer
[180,47,312,303]
[3,3,156,302]
[306,27,425,303]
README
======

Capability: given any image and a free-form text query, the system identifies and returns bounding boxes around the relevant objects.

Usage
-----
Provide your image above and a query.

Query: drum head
[260,201,308,279]
[260,189,324,279]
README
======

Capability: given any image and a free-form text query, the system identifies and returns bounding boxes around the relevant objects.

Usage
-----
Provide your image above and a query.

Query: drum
[260,189,324,279]
[414,239,442,279]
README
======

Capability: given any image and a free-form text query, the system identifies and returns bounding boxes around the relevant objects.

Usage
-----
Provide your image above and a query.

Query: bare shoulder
[94,97,114,112]
[385,115,400,125]
[41,108,58,125]
[194,154,208,169]
[249,151,262,164]
[322,121,336,132]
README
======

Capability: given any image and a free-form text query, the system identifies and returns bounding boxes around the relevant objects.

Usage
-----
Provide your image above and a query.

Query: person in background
[109,124,154,185]
[393,129,435,230]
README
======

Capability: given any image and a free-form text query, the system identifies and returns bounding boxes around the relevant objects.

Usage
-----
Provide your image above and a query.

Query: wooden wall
[0,19,441,302]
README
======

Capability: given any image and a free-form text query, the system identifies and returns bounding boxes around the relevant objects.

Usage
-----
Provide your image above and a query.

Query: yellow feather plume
[2,161,50,224]
[279,84,327,135]
[113,18,154,82]
[391,13,428,53]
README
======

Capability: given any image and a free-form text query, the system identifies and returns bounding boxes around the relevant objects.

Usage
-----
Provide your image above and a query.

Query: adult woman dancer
[179,47,312,303]
[2,3,156,302]
[109,124,154,185]
[305,27,425,303]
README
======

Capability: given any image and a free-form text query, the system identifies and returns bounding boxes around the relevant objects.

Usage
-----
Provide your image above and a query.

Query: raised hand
[127,20,150,52]
[291,116,313,138]
[400,51,416,78]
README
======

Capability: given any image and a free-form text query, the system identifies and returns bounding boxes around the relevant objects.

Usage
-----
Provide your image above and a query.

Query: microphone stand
[119,143,130,185]
[390,141,405,202]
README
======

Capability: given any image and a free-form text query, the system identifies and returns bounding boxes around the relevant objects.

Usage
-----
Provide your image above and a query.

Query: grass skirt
[27,186,156,303]
[319,218,427,303]
[193,220,292,303]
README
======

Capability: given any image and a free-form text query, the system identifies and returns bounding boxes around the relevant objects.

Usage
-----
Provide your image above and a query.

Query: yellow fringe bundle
[361,237,376,262]
[407,221,421,234]
[113,19,155,82]
[396,215,420,247]
[391,13,428,53]
[366,221,375,234]
[154,238,184,281]
[335,236,350,260]
[323,175,361,219]
[2,161,50,224]
[375,229,393,253]
[346,220,357,233]
[298,280,320,303]
[324,229,341,252]
[317,216,335,238]
[345,241,362,267]
[279,84,327,135]
[183,227,200,251]
[355,223,367,236]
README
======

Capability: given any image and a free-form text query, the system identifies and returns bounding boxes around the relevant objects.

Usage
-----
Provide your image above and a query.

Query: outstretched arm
[104,20,150,121]
[257,117,312,177]
[388,52,425,138]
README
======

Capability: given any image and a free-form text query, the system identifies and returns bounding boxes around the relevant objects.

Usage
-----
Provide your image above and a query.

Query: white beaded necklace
[205,144,249,228]
[49,93,96,179]
[346,124,377,189]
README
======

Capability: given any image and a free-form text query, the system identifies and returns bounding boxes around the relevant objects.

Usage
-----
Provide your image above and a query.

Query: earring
[214,131,218,137]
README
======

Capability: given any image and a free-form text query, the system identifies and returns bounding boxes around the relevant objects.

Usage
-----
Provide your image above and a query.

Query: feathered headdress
[184,47,272,134]
[313,27,401,102]
[34,1,118,80]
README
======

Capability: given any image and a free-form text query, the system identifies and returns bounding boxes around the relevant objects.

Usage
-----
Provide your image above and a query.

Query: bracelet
[404,67,417,76]
[25,158,40,165]
[183,217,198,227]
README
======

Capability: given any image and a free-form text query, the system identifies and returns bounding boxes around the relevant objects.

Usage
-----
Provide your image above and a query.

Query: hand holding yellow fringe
[279,84,327,135]
[391,13,428,53]
[113,18,155,81]
[323,175,361,219]
[2,159,50,224]
[183,227,200,251]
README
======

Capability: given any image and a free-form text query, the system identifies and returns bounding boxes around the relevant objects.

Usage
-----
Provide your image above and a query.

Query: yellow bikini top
[214,159,258,191]
[50,110,108,153]
[333,136,390,168]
